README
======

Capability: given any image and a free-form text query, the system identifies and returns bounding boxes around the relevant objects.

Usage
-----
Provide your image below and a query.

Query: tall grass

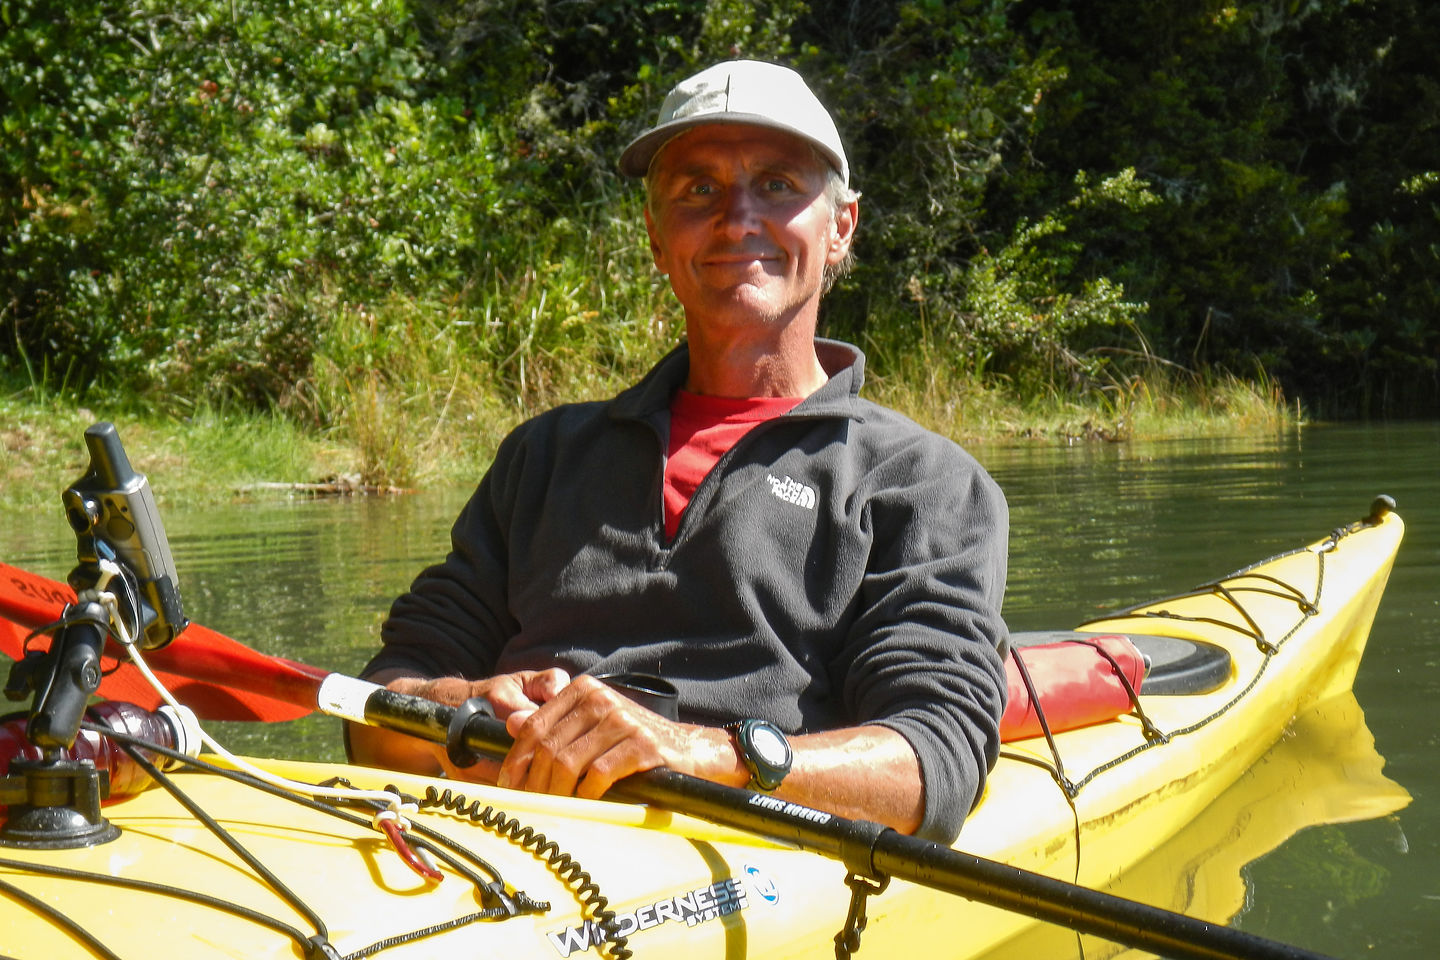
[864,333,1299,447]
[0,392,337,510]
[299,188,684,487]
[3,352,1298,513]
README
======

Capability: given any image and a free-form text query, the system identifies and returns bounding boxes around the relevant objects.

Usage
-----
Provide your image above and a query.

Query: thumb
[485,668,570,720]
[505,707,537,738]
[520,667,572,704]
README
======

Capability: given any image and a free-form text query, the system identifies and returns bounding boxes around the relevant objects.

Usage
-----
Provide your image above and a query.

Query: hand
[386,668,572,723]
[376,669,573,782]
[497,674,743,800]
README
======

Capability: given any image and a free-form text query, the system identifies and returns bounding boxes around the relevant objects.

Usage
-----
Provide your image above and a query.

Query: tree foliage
[1011,0,1440,414]
[2,0,1435,417]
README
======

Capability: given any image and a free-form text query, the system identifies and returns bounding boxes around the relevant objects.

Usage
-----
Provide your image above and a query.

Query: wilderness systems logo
[545,877,749,957]
[743,864,780,905]
[766,474,816,510]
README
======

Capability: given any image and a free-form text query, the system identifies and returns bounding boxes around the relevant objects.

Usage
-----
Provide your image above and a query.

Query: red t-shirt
[664,390,803,540]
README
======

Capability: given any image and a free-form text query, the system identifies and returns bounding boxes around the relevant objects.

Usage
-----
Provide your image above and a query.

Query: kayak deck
[3,753,855,960]
[0,505,1405,959]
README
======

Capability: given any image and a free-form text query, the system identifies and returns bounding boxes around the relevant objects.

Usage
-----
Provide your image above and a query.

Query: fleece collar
[609,338,868,424]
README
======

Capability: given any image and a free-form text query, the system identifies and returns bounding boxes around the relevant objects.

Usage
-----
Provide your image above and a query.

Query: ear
[827,198,858,264]
[644,206,667,273]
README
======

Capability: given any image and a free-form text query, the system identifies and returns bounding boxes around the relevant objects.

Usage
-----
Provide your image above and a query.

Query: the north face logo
[766,474,816,510]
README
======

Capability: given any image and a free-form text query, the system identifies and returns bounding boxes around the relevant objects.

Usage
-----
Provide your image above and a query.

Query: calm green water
[2,421,1436,957]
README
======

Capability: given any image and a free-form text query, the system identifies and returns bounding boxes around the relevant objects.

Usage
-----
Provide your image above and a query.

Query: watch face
[750,724,790,766]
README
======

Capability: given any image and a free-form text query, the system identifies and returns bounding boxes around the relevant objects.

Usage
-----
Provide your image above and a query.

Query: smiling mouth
[702,251,780,268]
[701,260,781,285]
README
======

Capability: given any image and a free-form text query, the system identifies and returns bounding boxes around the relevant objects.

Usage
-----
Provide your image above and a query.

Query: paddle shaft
[344,683,1334,960]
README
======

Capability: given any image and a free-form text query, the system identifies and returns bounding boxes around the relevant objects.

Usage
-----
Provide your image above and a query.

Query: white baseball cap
[619,60,849,186]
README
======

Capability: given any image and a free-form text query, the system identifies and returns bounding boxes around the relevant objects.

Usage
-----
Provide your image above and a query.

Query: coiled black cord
[417,785,632,960]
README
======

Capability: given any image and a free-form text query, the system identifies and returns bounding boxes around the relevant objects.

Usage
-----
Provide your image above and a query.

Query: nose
[716,186,761,239]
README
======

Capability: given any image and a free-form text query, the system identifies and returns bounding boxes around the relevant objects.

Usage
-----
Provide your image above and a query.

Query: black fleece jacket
[366,339,1009,842]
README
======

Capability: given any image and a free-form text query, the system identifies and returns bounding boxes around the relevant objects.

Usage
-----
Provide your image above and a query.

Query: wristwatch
[726,718,792,792]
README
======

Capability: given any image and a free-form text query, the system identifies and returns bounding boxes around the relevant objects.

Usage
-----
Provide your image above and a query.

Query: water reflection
[980,424,1437,630]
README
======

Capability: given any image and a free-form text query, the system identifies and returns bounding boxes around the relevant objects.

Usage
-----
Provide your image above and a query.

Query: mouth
[701,250,781,270]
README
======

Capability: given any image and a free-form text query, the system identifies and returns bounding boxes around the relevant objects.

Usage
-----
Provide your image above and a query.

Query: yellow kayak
[0,500,1405,960]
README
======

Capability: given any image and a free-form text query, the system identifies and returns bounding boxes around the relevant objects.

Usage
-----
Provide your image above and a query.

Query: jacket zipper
[653,410,843,568]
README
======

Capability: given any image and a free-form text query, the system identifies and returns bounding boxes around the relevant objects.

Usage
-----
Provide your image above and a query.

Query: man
[348,60,1009,844]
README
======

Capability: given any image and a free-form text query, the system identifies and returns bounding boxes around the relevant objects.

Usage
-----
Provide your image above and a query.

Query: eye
[764,178,793,193]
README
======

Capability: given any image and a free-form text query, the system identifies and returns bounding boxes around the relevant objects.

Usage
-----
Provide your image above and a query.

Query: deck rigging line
[0,727,567,960]
[999,502,1394,808]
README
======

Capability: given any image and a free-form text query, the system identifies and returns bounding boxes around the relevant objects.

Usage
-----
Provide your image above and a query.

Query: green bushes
[4,1,502,404]
[1011,0,1440,416]
[3,0,1434,439]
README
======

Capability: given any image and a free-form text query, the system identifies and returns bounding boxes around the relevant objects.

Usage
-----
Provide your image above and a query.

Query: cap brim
[618,114,848,183]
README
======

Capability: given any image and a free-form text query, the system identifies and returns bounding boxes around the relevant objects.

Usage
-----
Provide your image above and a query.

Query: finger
[499,678,620,793]
[521,668,571,703]
[484,675,544,719]
[504,707,537,737]
[533,711,639,797]
[487,669,572,721]
[499,700,581,792]
[496,696,560,789]
[575,739,659,800]
[387,675,476,706]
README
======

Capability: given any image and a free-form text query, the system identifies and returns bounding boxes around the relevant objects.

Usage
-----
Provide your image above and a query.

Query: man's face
[644,124,856,335]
